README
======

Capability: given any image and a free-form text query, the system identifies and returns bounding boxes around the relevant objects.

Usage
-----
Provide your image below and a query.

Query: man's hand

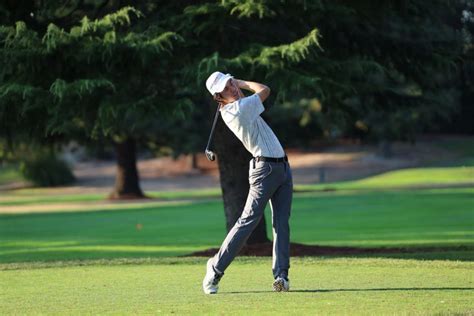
[233,79,271,102]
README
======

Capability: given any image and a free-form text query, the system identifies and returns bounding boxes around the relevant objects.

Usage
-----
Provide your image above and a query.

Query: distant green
[296,166,474,191]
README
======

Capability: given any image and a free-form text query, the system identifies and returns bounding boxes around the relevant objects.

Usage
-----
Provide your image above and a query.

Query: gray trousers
[212,158,293,279]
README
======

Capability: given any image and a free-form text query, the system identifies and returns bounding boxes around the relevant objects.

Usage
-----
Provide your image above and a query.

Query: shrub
[20,153,76,187]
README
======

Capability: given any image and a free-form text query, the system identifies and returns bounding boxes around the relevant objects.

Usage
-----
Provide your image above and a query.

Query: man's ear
[214,93,224,102]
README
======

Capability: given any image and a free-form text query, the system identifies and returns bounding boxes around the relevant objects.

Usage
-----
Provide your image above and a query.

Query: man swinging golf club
[203,71,293,294]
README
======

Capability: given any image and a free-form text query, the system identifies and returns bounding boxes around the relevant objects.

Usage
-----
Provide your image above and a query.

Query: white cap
[206,71,233,95]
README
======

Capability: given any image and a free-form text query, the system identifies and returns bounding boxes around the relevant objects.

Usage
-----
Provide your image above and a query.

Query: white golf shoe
[273,276,290,292]
[202,258,223,294]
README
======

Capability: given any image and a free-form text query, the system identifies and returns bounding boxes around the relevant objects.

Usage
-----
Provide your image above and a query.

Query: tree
[154,1,323,244]
[0,5,187,197]
[324,0,464,154]
[449,0,474,134]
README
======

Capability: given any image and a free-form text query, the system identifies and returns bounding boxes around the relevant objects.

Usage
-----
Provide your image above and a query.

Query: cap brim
[213,74,233,94]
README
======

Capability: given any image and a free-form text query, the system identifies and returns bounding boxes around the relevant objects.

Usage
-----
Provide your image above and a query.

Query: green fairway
[1,257,472,315]
[1,187,473,263]
[1,164,473,315]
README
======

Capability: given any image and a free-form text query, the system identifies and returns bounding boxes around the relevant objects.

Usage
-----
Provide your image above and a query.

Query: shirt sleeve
[238,93,265,125]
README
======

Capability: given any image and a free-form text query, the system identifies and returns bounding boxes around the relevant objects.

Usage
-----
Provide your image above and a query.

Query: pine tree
[0,5,187,198]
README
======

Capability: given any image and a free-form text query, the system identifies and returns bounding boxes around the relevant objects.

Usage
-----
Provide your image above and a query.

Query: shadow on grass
[189,243,474,262]
[223,287,474,294]
[1,244,473,264]
[331,250,474,262]
[0,249,193,264]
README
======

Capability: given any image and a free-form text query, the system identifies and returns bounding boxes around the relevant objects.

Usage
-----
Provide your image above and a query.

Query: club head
[205,149,216,161]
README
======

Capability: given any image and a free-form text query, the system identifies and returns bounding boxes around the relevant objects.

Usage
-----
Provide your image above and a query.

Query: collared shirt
[219,93,285,158]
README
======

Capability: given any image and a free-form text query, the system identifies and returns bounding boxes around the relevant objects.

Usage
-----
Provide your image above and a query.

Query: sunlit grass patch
[1,257,472,315]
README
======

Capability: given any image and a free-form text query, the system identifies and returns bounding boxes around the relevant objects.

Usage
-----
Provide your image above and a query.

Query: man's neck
[221,96,240,108]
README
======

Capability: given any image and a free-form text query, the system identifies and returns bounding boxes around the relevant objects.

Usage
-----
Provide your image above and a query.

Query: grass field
[1,187,473,263]
[1,160,473,314]
[296,165,474,191]
[1,257,472,315]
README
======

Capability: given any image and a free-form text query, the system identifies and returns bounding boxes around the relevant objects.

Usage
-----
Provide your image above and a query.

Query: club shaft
[205,105,220,150]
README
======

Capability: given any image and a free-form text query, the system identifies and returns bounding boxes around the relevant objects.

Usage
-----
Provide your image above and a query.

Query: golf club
[205,105,220,161]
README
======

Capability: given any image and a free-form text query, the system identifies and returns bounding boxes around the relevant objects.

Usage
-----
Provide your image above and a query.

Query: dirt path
[1,135,466,196]
[59,137,460,193]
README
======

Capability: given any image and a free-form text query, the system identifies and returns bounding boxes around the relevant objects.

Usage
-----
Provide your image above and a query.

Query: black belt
[254,155,288,163]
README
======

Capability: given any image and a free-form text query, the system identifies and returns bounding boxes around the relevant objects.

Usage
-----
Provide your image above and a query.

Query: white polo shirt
[219,93,285,158]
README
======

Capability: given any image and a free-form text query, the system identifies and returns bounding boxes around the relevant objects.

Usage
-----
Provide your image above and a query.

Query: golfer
[203,71,293,294]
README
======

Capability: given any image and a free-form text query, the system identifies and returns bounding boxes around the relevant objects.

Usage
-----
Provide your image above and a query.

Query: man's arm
[233,79,271,102]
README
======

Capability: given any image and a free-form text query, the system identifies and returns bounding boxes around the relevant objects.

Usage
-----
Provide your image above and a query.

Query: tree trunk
[213,112,270,245]
[109,137,146,200]
[191,152,198,169]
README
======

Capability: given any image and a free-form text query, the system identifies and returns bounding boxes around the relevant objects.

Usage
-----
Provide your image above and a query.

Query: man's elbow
[258,86,271,102]
[264,85,271,96]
